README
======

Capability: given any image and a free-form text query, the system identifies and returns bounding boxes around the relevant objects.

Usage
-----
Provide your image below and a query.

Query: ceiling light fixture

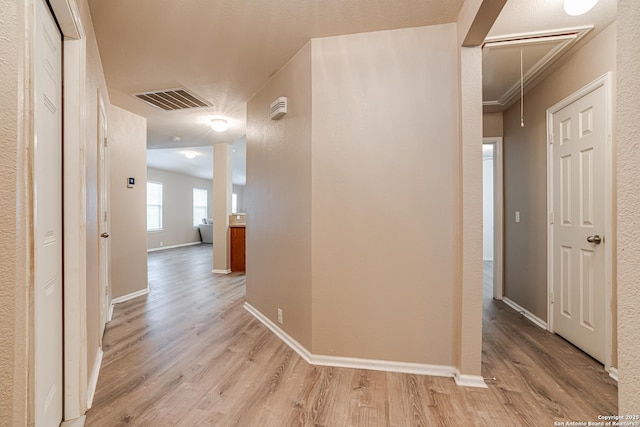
[564,0,598,16]
[210,118,229,132]
[182,151,197,159]
[171,136,182,142]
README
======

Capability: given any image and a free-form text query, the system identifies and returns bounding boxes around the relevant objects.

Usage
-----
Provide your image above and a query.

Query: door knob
[101,232,110,238]
[587,235,602,244]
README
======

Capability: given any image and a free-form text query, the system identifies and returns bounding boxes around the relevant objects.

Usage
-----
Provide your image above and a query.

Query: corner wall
[109,105,148,299]
[147,167,213,250]
[502,23,617,321]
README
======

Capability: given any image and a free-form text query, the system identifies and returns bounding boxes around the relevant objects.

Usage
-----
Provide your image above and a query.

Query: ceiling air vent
[270,97,287,120]
[133,88,212,111]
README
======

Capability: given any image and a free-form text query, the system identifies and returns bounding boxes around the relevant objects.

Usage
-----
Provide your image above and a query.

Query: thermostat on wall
[127,177,135,188]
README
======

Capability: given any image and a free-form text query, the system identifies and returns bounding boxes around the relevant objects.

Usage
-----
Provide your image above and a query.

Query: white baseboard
[502,297,548,330]
[212,269,231,274]
[86,349,103,409]
[108,303,114,322]
[244,302,465,383]
[244,302,312,363]
[607,366,618,382]
[454,371,488,388]
[111,287,150,305]
[61,416,85,427]
[148,241,202,253]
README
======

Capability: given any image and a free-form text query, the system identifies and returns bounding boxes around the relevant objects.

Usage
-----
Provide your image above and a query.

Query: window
[193,188,208,227]
[232,193,238,214]
[147,182,163,231]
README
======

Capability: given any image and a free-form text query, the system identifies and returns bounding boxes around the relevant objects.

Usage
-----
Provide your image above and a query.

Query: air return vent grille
[133,88,212,111]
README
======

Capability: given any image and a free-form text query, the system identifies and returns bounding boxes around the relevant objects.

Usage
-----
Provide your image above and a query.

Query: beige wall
[246,42,313,348]
[147,168,213,250]
[483,112,503,137]
[109,105,148,299]
[502,23,616,321]
[310,24,459,364]
[0,0,28,422]
[617,0,640,413]
[248,24,464,366]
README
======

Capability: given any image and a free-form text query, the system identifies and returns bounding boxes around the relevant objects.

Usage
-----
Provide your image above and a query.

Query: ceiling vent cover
[270,97,287,120]
[133,88,212,111]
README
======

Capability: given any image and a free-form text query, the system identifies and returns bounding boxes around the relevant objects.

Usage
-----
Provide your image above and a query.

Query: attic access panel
[482,26,592,111]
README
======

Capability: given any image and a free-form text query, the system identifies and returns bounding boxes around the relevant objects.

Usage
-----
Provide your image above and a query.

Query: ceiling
[147,137,247,185]
[89,0,616,179]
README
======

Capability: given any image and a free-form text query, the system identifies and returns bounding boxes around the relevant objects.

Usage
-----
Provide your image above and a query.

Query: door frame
[482,137,504,300]
[48,0,90,420]
[546,72,614,375]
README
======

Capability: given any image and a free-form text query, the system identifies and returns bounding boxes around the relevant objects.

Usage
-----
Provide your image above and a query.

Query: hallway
[85,246,617,426]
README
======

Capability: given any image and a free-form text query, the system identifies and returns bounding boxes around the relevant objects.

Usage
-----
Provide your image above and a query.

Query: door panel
[552,85,605,363]
[34,0,63,424]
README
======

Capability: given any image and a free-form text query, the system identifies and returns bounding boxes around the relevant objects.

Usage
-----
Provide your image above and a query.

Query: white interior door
[34,0,63,424]
[98,98,110,337]
[551,84,606,363]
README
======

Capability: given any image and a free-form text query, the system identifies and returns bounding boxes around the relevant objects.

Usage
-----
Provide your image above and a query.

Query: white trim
[244,303,468,384]
[483,137,504,301]
[111,287,150,305]
[86,348,103,409]
[147,241,202,253]
[454,371,488,388]
[108,303,114,323]
[60,416,86,427]
[52,0,88,421]
[607,367,618,382]
[213,269,231,274]
[546,73,614,372]
[312,355,456,378]
[502,297,548,330]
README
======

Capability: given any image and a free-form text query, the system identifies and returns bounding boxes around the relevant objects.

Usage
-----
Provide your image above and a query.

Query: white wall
[147,167,214,250]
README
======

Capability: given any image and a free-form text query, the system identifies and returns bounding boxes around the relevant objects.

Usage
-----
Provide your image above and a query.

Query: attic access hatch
[482,26,592,112]
[133,87,212,111]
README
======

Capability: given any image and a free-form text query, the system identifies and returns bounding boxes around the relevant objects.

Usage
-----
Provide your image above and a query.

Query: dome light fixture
[182,151,197,159]
[210,118,229,132]
[564,0,598,16]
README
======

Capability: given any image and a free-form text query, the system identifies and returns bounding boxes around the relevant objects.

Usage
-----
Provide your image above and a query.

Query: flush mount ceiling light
[171,136,182,142]
[564,0,598,16]
[182,151,197,159]
[210,118,229,132]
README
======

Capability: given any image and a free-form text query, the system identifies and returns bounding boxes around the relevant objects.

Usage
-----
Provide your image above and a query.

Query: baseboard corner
[454,370,488,388]
[607,366,618,382]
[212,269,231,274]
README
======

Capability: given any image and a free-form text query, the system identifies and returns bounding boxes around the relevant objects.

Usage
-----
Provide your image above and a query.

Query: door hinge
[550,212,554,224]
[550,292,554,304]
[104,211,108,222]
[549,133,554,145]
[104,137,108,147]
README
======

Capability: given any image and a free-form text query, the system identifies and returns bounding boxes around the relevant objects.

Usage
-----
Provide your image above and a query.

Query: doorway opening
[482,137,504,301]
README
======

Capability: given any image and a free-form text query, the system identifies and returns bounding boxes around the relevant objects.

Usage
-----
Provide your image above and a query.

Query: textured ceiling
[88,0,466,149]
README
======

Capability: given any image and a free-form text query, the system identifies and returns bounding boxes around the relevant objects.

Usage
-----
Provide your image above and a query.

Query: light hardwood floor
[85,247,617,426]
